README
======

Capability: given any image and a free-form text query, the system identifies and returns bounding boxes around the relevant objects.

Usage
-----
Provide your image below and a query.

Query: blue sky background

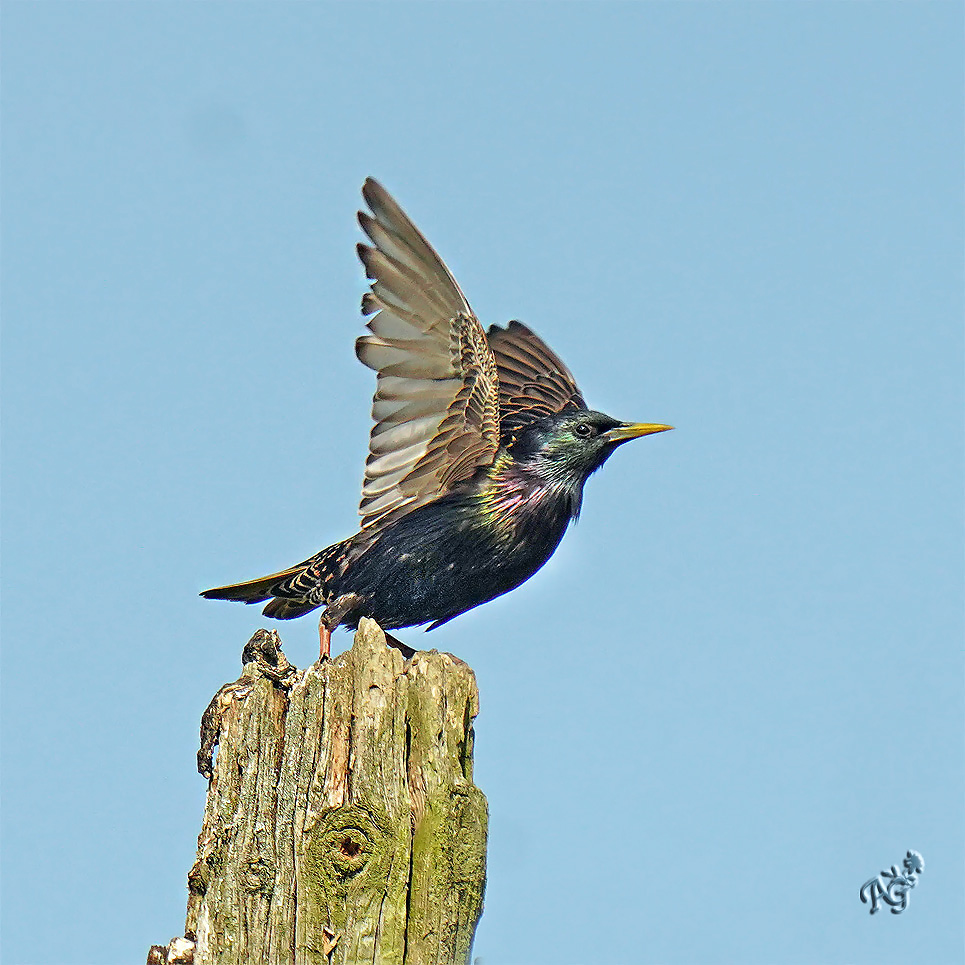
[2,4,962,964]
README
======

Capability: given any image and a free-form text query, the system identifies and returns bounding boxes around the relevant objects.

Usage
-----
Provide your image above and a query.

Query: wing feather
[355,179,500,531]
[486,320,586,433]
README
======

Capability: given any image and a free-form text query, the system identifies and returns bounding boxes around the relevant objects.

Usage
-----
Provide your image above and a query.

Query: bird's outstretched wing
[355,179,500,531]
[486,320,587,434]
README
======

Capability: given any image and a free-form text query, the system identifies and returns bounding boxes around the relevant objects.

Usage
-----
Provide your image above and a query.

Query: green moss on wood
[182,620,487,965]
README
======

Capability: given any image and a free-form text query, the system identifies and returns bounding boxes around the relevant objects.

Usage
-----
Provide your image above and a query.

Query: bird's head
[505,410,672,514]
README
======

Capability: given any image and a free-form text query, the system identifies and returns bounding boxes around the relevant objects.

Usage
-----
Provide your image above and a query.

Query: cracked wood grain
[151,619,486,965]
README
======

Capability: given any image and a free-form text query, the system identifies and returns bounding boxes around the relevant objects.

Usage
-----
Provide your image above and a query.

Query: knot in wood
[243,855,276,894]
[312,806,384,881]
[324,823,372,877]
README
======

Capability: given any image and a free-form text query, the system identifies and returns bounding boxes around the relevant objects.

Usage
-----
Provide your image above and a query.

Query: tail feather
[200,564,305,605]
[200,537,357,621]
[261,597,322,620]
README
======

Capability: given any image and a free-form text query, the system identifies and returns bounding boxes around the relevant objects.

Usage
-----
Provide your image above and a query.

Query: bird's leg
[315,593,364,664]
[384,632,416,660]
[318,620,332,662]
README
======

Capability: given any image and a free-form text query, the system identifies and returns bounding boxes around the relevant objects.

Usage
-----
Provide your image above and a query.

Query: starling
[202,179,672,659]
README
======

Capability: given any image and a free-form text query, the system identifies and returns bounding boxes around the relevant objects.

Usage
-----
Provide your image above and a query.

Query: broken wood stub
[160,618,487,965]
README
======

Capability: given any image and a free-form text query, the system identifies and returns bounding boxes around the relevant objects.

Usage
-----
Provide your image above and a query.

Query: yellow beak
[603,422,674,443]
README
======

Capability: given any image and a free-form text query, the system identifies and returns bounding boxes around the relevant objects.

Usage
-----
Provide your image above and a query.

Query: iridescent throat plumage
[488,409,672,523]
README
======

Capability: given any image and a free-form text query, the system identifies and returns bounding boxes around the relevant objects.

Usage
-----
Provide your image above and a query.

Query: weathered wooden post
[149,618,487,965]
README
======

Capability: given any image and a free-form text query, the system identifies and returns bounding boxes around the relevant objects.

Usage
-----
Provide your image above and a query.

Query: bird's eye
[573,422,594,439]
